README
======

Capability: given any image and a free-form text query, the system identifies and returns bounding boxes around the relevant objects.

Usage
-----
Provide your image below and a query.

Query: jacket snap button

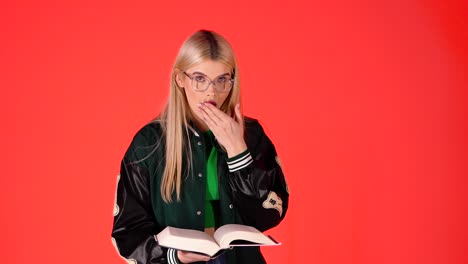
[197,211,202,215]
[229,204,234,209]
[197,141,202,146]
[198,173,203,177]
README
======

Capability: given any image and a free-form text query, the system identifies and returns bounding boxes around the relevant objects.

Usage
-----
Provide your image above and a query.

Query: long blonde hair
[159,30,241,202]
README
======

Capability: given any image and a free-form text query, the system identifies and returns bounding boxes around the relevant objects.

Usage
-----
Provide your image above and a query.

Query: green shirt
[203,131,219,228]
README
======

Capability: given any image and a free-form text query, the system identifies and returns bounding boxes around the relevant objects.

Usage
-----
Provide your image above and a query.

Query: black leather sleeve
[111,158,167,264]
[226,120,289,232]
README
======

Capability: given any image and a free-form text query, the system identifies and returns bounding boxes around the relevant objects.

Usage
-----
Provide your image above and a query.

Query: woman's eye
[194,75,206,82]
[216,77,227,83]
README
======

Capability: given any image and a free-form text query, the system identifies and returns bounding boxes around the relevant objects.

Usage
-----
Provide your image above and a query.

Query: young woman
[112,30,289,264]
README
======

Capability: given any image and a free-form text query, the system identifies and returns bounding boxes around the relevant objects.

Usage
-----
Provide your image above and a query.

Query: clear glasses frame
[183,71,234,93]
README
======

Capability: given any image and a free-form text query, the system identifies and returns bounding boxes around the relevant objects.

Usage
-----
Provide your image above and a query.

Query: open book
[155,224,280,257]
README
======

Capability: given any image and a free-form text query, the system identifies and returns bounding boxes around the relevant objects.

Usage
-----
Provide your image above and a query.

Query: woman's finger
[177,250,211,263]
[198,103,218,127]
[234,103,244,132]
[200,103,226,123]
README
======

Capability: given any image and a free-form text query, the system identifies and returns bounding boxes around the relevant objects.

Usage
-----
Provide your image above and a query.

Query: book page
[156,227,221,257]
[213,224,278,249]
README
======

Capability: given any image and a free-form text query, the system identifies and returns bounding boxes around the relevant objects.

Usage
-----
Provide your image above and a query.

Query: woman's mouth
[204,100,217,107]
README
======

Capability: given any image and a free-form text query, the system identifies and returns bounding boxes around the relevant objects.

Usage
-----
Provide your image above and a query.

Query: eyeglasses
[183,72,234,93]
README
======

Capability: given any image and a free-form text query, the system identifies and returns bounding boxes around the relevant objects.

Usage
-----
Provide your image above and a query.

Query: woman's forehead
[187,60,232,76]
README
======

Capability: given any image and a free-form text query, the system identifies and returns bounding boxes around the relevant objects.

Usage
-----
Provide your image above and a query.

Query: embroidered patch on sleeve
[262,191,283,217]
[275,156,283,169]
[113,174,120,216]
[275,156,290,194]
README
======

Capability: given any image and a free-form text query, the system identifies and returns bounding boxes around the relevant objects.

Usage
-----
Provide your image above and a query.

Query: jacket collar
[187,120,201,138]
[187,120,226,154]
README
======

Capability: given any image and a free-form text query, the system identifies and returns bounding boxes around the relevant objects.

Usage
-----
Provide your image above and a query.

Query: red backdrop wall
[2,0,467,263]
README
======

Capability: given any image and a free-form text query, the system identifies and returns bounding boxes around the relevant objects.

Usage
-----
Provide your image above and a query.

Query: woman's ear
[174,70,184,88]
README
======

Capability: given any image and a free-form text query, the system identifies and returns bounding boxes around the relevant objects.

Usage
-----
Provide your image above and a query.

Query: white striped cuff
[226,150,253,172]
[167,248,179,264]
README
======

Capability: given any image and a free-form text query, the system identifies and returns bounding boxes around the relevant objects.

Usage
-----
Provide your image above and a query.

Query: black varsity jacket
[111,117,289,264]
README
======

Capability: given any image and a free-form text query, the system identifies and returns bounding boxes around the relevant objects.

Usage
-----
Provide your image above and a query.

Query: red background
[2,0,467,263]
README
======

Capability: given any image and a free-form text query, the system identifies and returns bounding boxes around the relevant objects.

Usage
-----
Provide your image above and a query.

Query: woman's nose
[205,82,218,94]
